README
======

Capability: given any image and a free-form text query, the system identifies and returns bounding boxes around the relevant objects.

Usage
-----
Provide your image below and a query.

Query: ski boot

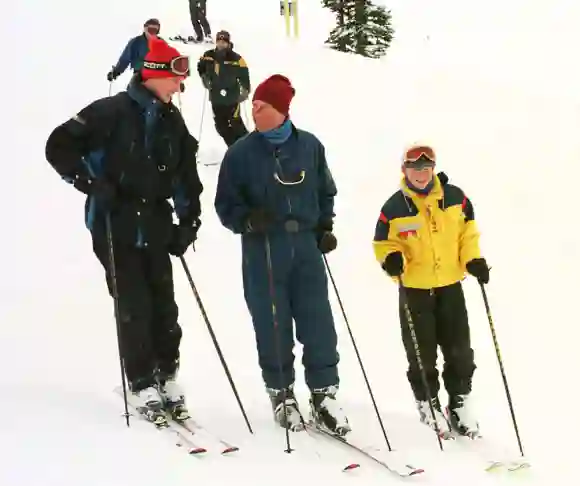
[134,386,168,428]
[158,379,190,422]
[267,386,304,432]
[417,396,453,439]
[309,386,351,437]
[446,394,481,439]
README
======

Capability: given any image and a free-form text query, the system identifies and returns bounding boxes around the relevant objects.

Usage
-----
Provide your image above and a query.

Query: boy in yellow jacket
[373,144,489,438]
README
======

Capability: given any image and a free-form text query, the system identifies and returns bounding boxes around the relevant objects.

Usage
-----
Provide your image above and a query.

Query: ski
[169,35,214,45]
[448,430,531,472]
[304,422,424,477]
[114,387,207,455]
[175,417,239,454]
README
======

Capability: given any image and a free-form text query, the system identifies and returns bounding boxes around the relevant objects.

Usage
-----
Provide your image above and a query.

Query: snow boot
[158,379,190,421]
[417,396,453,439]
[267,385,304,432]
[133,386,168,427]
[446,394,481,438]
[309,386,351,437]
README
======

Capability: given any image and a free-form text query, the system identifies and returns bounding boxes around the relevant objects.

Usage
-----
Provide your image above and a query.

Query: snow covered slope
[3,0,579,484]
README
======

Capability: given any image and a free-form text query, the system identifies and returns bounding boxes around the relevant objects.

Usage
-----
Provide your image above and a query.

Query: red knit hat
[252,75,295,116]
[141,38,186,80]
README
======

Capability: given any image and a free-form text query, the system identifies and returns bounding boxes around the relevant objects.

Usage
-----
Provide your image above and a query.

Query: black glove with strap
[466,258,490,284]
[316,219,337,254]
[168,221,200,257]
[245,208,275,233]
[382,251,404,277]
[107,68,120,82]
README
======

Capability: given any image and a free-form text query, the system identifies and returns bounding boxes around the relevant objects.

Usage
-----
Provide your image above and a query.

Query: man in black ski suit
[45,38,203,424]
[189,0,212,43]
[197,30,250,147]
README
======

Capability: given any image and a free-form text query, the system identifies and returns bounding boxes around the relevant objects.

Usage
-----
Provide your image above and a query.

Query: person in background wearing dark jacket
[46,38,203,427]
[197,30,250,147]
[214,74,350,436]
[107,18,161,82]
[189,0,212,43]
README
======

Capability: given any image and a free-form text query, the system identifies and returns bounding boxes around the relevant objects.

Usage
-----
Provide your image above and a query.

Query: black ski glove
[245,208,275,233]
[315,219,337,254]
[168,221,200,257]
[466,258,490,284]
[107,68,120,82]
[382,251,404,277]
[318,232,337,254]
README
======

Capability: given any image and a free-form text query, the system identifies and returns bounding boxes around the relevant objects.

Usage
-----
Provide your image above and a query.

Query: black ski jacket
[197,48,250,106]
[45,79,203,249]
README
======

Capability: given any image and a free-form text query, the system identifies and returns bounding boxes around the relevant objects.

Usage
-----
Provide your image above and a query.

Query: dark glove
[318,232,337,254]
[466,258,490,284]
[382,251,404,277]
[78,177,117,211]
[245,208,275,233]
[168,222,200,257]
[107,68,120,82]
[315,219,337,254]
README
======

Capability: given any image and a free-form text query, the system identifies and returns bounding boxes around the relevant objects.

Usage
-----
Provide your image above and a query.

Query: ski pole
[264,235,293,453]
[323,255,392,452]
[399,280,444,451]
[197,89,208,145]
[106,214,130,427]
[178,255,253,434]
[478,281,525,457]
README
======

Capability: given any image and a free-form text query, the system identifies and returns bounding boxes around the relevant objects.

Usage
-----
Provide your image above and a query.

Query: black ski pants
[189,0,211,40]
[399,282,476,402]
[212,103,248,147]
[93,234,182,392]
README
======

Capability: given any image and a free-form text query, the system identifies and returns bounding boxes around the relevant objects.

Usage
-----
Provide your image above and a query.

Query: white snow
[3,0,579,484]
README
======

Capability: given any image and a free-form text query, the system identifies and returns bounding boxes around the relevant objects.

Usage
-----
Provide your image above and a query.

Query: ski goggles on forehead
[143,56,190,76]
[403,146,436,168]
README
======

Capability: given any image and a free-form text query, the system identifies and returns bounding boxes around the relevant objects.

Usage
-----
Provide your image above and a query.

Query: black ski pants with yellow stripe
[212,102,248,147]
[399,282,476,402]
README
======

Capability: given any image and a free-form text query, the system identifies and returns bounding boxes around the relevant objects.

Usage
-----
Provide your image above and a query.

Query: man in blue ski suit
[107,19,161,82]
[214,74,351,436]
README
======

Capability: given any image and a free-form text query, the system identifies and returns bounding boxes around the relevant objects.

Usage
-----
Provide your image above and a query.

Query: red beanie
[252,75,295,116]
[141,37,183,80]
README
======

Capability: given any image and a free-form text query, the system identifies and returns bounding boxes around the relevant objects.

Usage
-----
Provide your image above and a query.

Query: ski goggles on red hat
[403,145,436,168]
[143,56,190,76]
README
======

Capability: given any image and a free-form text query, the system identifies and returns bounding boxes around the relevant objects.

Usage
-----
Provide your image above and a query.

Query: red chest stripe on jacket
[379,212,388,224]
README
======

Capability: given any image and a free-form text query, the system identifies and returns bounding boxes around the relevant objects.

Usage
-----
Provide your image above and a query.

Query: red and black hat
[141,37,189,80]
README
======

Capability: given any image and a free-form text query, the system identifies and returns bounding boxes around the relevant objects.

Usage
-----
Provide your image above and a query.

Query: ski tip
[408,468,425,476]
[188,447,207,455]
[342,463,360,472]
[221,446,239,454]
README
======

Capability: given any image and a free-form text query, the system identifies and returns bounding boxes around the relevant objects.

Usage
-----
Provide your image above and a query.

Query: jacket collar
[400,174,443,202]
[127,78,174,114]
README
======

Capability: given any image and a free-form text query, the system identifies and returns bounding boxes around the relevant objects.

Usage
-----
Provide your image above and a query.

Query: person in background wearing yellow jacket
[373,144,489,439]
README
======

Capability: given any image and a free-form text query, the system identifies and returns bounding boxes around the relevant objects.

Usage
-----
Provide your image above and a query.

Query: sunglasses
[145,25,160,34]
[143,55,190,76]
